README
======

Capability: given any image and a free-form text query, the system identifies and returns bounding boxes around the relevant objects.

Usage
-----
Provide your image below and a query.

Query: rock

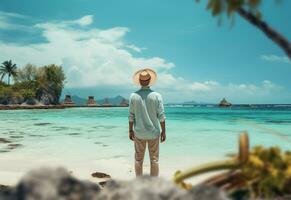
[0,150,10,153]
[0,185,9,191]
[91,172,111,179]
[21,99,38,106]
[10,96,24,105]
[33,123,52,126]
[98,181,108,187]
[0,168,101,200]
[99,176,230,200]
[182,185,230,200]
[40,93,54,105]
[99,176,185,200]
[0,185,11,198]
[0,138,11,144]
[7,144,23,150]
[9,136,24,139]
[0,168,231,200]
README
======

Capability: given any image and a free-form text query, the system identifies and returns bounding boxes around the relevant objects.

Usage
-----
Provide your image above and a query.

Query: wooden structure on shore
[0,95,131,110]
[87,96,97,106]
[63,95,75,106]
[218,98,232,107]
[102,98,112,107]
[119,98,129,107]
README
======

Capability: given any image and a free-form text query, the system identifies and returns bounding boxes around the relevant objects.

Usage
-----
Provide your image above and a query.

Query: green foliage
[0,86,13,99]
[242,146,291,198]
[0,61,66,105]
[196,0,262,17]
[15,64,38,83]
[21,89,36,100]
[0,80,7,88]
[173,133,291,198]
[41,64,66,104]
[0,86,23,105]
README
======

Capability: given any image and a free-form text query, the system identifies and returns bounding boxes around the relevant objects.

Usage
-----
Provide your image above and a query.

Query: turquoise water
[0,106,291,183]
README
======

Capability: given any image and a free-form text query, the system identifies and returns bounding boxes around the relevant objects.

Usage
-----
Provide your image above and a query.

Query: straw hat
[133,68,157,86]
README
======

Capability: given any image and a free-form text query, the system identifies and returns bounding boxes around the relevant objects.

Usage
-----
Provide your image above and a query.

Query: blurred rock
[182,185,230,200]
[7,144,23,150]
[0,185,9,192]
[0,168,101,200]
[99,176,185,200]
[0,168,230,200]
[0,138,11,144]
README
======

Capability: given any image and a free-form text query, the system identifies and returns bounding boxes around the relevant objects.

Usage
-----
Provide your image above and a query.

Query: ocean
[0,105,291,185]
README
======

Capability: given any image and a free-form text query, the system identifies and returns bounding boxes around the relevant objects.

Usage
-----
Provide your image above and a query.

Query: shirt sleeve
[157,94,166,122]
[128,94,135,122]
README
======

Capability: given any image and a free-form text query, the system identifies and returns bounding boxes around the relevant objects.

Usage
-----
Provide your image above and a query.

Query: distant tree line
[0,60,66,105]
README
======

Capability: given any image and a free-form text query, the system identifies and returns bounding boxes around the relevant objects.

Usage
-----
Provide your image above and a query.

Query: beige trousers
[134,136,159,176]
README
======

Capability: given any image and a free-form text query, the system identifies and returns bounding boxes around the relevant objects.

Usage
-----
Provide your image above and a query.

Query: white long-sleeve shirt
[129,86,165,140]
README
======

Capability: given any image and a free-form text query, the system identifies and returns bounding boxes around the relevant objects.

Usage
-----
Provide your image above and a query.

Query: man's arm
[157,94,166,143]
[128,94,135,141]
[160,121,166,143]
[129,121,135,141]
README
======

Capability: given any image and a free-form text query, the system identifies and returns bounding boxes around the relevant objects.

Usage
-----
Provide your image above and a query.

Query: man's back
[129,86,165,140]
[129,68,166,177]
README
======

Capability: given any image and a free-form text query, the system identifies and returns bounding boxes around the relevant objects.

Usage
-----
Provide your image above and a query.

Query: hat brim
[133,68,157,86]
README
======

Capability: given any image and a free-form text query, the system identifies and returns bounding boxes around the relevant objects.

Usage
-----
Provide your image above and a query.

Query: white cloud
[76,15,93,26]
[189,81,219,91]
[155,75,284,103]
[0,14,174,88]
[0,12,287,103]
[125,45,146,52]
[0,21,29,30]
[0,11,31,30]
[0,11,28,19]
[260,54,291,64]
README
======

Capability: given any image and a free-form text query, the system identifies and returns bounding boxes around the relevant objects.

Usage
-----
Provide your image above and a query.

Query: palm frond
[0,73,6,81]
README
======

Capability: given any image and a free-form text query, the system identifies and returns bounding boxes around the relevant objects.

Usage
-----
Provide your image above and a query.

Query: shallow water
[0,106,291,184]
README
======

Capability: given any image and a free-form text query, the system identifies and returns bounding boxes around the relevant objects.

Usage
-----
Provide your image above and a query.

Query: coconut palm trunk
[237,7,291,59]
[8,74,11,85]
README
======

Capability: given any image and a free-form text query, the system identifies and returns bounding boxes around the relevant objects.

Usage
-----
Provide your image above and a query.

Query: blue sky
[0,0,291,103]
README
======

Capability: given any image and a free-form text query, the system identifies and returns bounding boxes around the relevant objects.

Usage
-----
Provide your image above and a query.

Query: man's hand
[160,131,166,143]
[129,130,135,141]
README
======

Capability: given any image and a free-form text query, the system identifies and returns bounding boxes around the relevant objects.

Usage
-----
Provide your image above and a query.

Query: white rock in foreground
[0,168,230,200]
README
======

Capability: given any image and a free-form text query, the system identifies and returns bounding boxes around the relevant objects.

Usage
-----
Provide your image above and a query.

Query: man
[128,68,166,177]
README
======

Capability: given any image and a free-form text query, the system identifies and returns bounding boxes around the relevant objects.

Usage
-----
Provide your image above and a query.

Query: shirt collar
[141,86,150,90]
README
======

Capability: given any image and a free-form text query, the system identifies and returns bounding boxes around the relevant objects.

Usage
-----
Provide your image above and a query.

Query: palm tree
[0,60,18,85]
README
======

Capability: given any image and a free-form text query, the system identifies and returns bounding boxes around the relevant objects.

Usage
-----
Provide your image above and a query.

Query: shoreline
[0,105,129,110]
[1,103,291,110]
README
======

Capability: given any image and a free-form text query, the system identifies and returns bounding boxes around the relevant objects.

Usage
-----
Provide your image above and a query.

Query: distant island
[0,60,131,110]
[0,61,65,107]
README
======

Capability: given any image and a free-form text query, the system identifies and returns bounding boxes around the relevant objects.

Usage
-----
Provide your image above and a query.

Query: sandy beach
[1,106,291,188]
[0,151,223,186]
